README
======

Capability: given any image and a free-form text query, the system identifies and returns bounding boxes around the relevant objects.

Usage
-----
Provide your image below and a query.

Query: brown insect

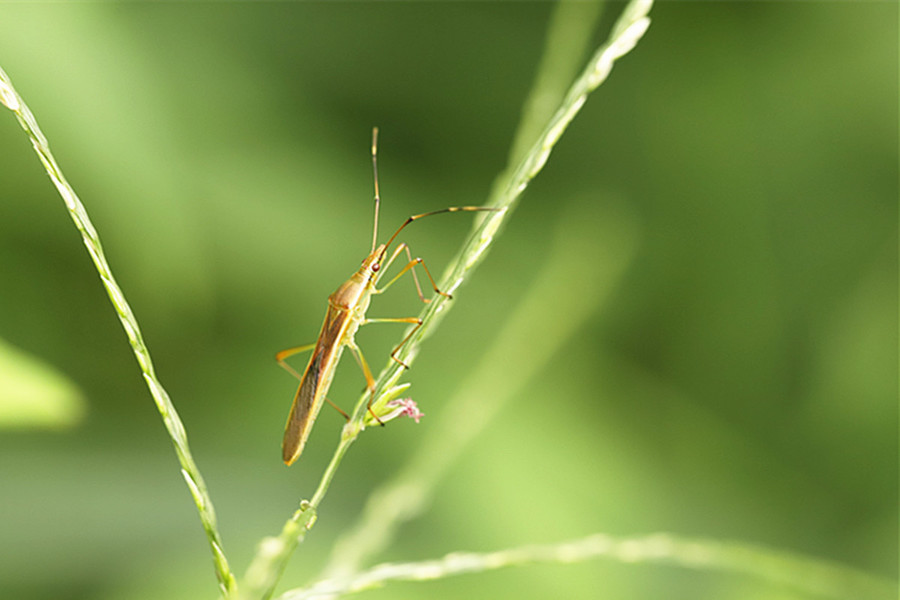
[277,129,496,465]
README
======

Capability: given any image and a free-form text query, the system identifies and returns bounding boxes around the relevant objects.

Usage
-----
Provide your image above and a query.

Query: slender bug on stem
[277,128,498,466]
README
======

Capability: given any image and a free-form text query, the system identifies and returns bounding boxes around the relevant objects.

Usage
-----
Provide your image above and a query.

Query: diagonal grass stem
[0,66,237,598]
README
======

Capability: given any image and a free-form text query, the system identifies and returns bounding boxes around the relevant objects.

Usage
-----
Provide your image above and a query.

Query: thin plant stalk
[282,533,897,600]
[0,67,237,598]
[503,0,607,180]
[241,434,352,600]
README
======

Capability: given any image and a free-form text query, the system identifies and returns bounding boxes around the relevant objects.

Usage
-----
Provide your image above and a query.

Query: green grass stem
[282,533,897,600]
[0,66,237,598]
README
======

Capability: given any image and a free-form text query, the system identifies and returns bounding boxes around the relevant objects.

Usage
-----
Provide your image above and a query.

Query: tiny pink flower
[385,398,424,423]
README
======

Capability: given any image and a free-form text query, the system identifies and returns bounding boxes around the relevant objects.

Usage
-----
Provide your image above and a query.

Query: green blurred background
[0,3,896,599]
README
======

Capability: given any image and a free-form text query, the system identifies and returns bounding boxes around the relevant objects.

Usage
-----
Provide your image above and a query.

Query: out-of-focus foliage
[0,337,85,428]
[0,3,895,600]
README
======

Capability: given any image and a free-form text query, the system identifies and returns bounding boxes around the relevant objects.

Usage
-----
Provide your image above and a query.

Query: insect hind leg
[275,343,317,380]
[324,397,350,421]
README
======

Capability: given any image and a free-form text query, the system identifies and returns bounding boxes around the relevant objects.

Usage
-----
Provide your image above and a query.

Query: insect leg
[345,340,385,425]
[324,397,350,421]
[361,316,423,369]
[275,343,317,380]
[389,320,423,369]
[375,243,452,302]
[374,242,425,300]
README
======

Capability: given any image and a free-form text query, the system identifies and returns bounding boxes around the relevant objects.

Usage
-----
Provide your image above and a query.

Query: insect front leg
[375,242,452,302]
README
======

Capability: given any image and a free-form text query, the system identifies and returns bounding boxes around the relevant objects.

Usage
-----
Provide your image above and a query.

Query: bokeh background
[0,3,896,599]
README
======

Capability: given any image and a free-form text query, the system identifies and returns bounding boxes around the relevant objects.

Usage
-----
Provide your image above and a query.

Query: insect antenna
[370,127,381,253]
[370,129,501,264]
[381,205,500,259]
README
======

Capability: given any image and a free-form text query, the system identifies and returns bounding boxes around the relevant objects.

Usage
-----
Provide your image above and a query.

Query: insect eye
[371,263,380,272]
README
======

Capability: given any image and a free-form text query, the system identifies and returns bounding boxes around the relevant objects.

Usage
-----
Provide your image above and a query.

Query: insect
[278,128,497,466]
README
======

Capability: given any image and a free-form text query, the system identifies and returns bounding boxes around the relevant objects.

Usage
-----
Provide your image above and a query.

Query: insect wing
[282,349,325,464]
[281,305,350,465]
